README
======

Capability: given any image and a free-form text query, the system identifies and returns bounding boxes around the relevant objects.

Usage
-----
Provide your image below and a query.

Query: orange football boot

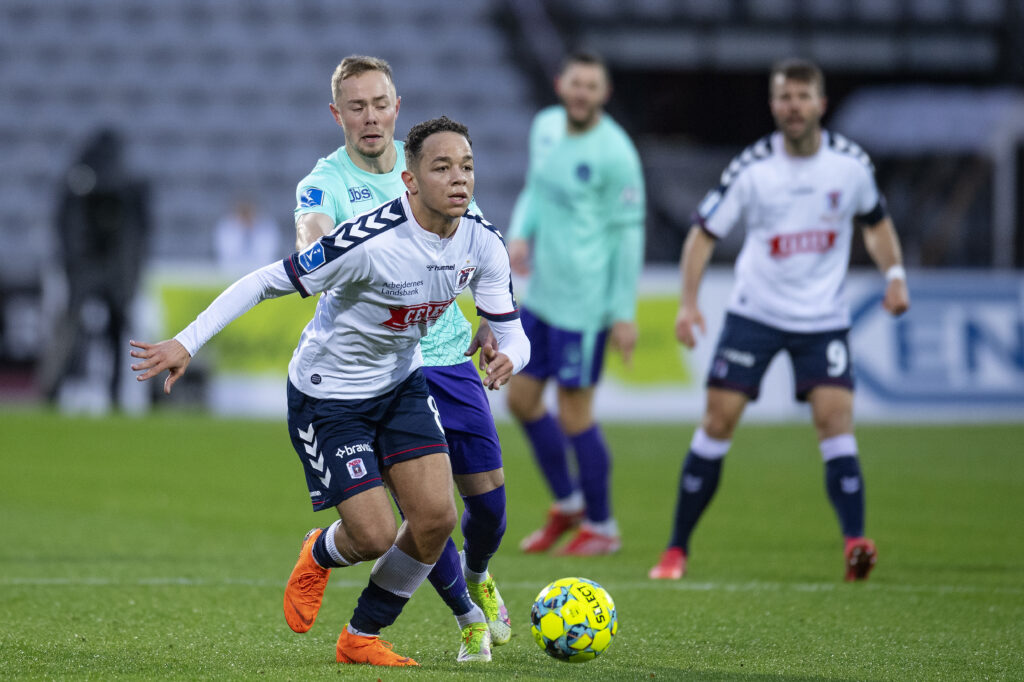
[649,547,687,579]
[519,506,584,553]
[283,528,331,633]
[336,626,419,666]
[844,537,878,581]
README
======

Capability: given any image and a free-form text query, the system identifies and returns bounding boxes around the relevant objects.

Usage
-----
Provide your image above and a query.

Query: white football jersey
[175,193,522,400]
[696,130,886,332]
[283,194,519,398]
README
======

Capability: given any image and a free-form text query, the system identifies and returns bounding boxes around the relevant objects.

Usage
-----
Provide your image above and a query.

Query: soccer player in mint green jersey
[290,57,511,661]
[506,51,645,557]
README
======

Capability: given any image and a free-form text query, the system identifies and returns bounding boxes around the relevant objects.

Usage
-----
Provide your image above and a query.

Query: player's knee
[701,412,738,440]
[507,391,543,422]
[557,396,594,435]
[346,527,397,561]
[558,412,593,436]
[414,503,458,549]
[437,502,459,537]
[813,410,852,439]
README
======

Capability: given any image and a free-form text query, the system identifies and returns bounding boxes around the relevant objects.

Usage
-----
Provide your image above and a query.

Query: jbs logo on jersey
[380,298,455,331]
[348,186,372,203]
[770,230,837,258]
[300,187,324,207]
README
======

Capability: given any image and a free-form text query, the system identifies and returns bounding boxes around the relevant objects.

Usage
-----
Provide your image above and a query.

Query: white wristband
[885,265,906,282]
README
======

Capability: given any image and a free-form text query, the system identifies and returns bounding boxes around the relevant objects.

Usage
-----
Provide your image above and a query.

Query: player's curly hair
[404,116,473,168]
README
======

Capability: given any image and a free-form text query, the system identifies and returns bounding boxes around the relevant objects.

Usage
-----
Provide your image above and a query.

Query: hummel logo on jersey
[427,264,455,271]
[334,199,404,249]
[770,230,837,258]
[380,298,455,331]
[300,187,324,208]
[298,242,326,272]
[296,423,330,488]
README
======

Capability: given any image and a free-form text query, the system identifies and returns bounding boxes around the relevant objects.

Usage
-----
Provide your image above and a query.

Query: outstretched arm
[130,339,191,394]
[676,226,716,348]
[129,261,296,393]
[862,216,910,316]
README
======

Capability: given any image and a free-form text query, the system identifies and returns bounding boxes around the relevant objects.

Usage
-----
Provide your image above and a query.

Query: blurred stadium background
[1,0,1022,419]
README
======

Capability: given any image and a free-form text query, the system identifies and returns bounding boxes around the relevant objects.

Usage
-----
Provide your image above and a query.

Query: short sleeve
[469,229,520,322]
[696,168,748,239]
[854,164,886,225]
[294,168,344,223]
[283,233,370,298]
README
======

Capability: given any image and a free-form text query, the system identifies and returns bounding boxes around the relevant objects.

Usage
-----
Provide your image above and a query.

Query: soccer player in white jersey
[290,56,512,661]
[507,51,645,556]
[648,59,910,582]
[129,116,529,667]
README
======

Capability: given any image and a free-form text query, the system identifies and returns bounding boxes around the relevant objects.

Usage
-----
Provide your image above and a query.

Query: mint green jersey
[294,141,473,366]
[508,106,645,332]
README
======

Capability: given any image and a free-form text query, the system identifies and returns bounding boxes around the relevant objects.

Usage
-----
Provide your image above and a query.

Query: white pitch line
[2,577,1021,596]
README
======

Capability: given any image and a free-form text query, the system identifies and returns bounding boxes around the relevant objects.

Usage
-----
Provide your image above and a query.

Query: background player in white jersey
[506,51,646,556]
[129,116,529,667]
[649,59,910,583]
[292,56,512,657]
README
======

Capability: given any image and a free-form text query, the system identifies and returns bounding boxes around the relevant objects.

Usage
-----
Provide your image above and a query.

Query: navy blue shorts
[286,368,449,511]
[707,312,854,402]
[519,307,609,389]
[422,361,502,476]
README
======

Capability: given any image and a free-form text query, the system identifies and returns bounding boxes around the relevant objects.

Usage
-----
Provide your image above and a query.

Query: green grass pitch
[1,411,1022,680]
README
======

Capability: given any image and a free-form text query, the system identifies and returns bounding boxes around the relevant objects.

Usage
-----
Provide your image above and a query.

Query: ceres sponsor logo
[770,230,836,258]
[380,298,455,331]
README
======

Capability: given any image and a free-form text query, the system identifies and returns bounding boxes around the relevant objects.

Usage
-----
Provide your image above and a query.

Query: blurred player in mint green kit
[289,56,510,662]
[507,51,645,556]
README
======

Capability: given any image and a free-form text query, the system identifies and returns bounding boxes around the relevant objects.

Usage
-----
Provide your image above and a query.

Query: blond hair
[331,55,395,104]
